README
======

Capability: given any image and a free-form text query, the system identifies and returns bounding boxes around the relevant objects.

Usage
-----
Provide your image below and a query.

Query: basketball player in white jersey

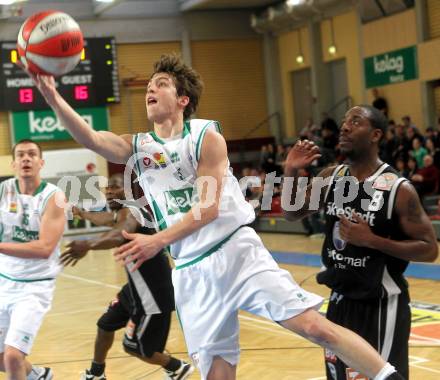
[29,54,404,380]
[0,139,66,380]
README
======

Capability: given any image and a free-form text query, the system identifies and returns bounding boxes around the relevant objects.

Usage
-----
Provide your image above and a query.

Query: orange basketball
[17,10,83,76]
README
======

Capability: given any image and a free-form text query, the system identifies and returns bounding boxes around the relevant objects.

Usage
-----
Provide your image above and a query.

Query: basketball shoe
[80,369,107,380]
[164,361,195,380]
[28,366,53,380]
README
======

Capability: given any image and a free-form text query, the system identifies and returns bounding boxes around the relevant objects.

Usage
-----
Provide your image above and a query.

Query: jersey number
[368,191,383,212]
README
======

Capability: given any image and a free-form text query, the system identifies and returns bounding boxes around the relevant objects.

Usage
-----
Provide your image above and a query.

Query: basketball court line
[410,333,440,345]
[409,356,440,375]
[60,272,121,289]
[46,307,105,317]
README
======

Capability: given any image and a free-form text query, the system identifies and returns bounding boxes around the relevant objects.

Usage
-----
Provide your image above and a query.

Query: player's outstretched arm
[73,206,114,226]
[339,182,438,262]
[283,140,333,221]
[61,208,139,266]
[0,192,66,259]
[115,129,228,270]
[31,74,132,163]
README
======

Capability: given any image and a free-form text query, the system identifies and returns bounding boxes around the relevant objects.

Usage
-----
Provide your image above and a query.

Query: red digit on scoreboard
[75,85,89,100]
[19,88,33,103]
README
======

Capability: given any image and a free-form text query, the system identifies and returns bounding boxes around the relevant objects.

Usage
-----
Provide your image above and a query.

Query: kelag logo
[164,187,194,215]
[373,54,404,74]
[11,107,108,142]
[29,111,93,134]
[364,46,417,88]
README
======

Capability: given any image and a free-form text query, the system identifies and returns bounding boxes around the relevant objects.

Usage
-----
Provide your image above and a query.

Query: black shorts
[97,284,172,358]
[324,290,410,380]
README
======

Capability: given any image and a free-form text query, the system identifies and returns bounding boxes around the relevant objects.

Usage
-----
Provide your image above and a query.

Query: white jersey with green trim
[0,178,62,280]
[132,118,255,265]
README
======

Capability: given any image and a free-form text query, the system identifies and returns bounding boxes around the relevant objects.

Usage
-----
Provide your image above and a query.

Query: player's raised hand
[33,74,58,104]
[114,230,163,271]
[15,60,58,104]
[285,139,321,171]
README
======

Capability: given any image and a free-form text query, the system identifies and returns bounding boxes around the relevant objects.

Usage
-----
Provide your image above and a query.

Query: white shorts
[172,227,323,379]
[0,277,55,355]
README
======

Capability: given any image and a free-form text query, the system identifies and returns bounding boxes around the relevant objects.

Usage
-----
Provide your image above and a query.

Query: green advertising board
[10,107,109,143]
[364,46,418,88]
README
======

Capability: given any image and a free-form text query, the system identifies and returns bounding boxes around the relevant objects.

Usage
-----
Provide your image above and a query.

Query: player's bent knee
[3,347,25,372]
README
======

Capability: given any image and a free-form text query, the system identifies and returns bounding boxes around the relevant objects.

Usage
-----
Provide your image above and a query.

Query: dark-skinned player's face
[105,176,125,210]
[339,107,382,159]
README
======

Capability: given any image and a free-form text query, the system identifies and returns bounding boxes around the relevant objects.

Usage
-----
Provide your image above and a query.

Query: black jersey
[317,163,410,299]
[124,206,175,314]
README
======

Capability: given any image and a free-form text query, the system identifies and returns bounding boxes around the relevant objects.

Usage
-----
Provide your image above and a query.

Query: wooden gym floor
[3,233,439,380]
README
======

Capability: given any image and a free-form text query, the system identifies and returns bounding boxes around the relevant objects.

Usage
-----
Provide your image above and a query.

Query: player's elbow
[38,247,53,259]
[38,241,57,259]
[425,243,439,262]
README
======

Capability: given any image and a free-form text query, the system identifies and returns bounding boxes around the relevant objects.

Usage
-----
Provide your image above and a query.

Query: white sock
[27,366,44,380]
[374,363,396,380]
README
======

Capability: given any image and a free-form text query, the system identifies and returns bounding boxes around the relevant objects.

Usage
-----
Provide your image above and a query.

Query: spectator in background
[425,138,440,169]
[406,125,424,148]
[262,143,277,174]
[372,88,388,117]
[299,118,316,140]
[402,115,416,130]
[388,119,396,131]
[320,126,339,166]
[425,127,440,148]
[259,145,268,169]
[407,157,418,180]
[380,128,398,166]
[392,123,410,163]
[411,137,428,169]
[411,155,439,197]
[321,112,339,135]
[275,144,287,175]
[395,157,408,178]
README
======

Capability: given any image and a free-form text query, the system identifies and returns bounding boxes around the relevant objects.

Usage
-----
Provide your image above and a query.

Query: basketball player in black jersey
[283,105,438,380]
[60,174,194,380]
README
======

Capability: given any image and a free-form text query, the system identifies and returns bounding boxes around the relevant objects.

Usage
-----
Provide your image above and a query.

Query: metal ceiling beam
[179,0,211,11]
[94,0,125,16]
[373,0,387,17]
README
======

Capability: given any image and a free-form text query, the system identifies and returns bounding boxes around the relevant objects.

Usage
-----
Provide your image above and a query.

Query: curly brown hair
[151,53,204,120]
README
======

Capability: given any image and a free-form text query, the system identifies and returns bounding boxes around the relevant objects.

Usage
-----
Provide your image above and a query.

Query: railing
[242,111,281,140]
[326,96,353,120]
[236,111,281,166]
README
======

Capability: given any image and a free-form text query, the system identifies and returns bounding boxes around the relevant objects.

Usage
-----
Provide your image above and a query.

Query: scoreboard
[0,37,120,111]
